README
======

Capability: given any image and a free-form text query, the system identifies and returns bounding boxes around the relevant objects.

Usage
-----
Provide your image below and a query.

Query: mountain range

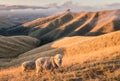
[1,9,120,45]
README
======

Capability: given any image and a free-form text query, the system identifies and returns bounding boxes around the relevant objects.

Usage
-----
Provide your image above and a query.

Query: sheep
[21,60,36,72]
[35,54,63,73]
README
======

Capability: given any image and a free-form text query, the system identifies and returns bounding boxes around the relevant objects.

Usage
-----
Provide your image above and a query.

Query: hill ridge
[0,9,120,45]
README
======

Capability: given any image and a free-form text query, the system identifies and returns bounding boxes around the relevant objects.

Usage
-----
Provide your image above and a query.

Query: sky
[0,0,120,7]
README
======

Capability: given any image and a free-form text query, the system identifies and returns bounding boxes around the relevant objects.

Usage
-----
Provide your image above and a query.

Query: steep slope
[1,9,120,45]
[85,10,119,35]
[23,12,63,27]
[29,10,120,44]
[28,12,74,40]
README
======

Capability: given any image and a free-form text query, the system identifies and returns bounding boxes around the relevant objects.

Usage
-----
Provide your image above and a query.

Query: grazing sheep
[35,54,63,73]
[21,60,36,72]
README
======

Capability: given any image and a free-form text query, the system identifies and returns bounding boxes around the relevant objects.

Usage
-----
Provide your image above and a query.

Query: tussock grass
[0,30,120,80]
[0,52,119,81]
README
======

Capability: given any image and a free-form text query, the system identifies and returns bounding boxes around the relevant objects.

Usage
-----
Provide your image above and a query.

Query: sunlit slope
[23,12,63,27]
[0,31,120,81]
[3,30,119,68]
[0,9,120,81]
[28,12,75,41]
[1,9,120,45]
[26,9,120,44]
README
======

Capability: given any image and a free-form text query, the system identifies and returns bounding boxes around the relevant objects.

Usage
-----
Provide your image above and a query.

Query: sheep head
[54,54,63,67]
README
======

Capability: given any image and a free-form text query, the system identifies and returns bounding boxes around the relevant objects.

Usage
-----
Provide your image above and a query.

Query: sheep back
[22,60,35,72]
[36,57,58,73]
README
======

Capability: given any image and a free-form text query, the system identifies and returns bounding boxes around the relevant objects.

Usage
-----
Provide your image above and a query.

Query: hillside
[0,36,40,68]
[0,9,120,45]
[29,9,120,45]
[0,9,120,81]
[0,30,120,81]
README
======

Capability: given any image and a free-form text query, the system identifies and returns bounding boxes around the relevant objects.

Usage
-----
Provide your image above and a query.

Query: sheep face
[54,54,63,67]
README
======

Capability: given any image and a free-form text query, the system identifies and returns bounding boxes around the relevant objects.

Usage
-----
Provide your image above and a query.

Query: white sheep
[21,60,36,72]
[35,54,63,73]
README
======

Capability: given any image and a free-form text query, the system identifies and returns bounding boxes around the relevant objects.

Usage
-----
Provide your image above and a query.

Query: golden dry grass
[0,52,119,81]
[23,12,67,27]
[1,30,120,68]
[22,9,120,45]
[0,30,120,81]
[0,10,120,81]
[2,9,120,44]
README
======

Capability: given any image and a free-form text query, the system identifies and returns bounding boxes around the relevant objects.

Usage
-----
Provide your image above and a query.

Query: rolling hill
[0,9,120,81]
[0,29,120,81]
[1,9,120,45]
[0,36,40,68]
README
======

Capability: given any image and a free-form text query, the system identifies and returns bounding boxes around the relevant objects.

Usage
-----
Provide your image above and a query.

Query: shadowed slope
[0,17,16,28]
[27,9,120,45]
[23,13,62,27]
[85,10,120,35]
[28,12,75,43]
[0,36,40,58]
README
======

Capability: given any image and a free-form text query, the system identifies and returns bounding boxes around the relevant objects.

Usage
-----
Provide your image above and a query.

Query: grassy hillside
[0,53,120,81]
[0,36,40,68]
[0,10,120,81]
[0,31,120,81]
[24,9,120,45]
[1,9,120,45]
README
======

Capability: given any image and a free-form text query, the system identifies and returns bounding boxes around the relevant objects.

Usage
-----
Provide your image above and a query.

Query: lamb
[21,60,36,72]
[35,54,63,73]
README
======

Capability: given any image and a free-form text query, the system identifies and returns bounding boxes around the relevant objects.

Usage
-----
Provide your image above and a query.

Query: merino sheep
[21,60,36,72]
[35,54,63,73]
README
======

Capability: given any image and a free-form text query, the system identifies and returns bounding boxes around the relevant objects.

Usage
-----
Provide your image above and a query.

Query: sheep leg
[36,66,43,74]
[50,68,55,74]
[22,66,26,73]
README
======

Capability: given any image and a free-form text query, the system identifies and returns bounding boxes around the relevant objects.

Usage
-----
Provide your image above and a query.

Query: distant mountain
[1,9,120,45]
